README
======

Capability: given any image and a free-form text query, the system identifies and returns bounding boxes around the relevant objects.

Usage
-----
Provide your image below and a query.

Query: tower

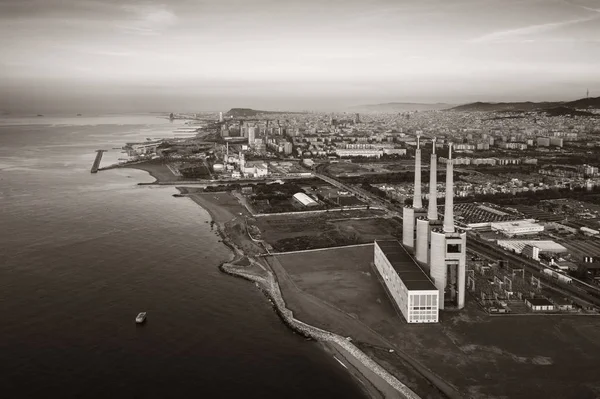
[428,143,467,310]
[239,151,245,171]
[248,126,256,146]
[415,137,441,267]
[402,135,426,251]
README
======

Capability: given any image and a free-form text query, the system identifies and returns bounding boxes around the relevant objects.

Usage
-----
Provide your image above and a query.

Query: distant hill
[543,106,598,118]
[563,96,600,109]
[348,102,454,112]
[450,96,600,113]
[225,108,304,118]
[450,101,561,112]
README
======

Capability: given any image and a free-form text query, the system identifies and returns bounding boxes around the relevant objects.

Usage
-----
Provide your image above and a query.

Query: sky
[1,0,599,112]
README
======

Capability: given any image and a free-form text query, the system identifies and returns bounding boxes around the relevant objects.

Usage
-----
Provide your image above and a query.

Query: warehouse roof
[375,240,437,291]
[293,192,318,206]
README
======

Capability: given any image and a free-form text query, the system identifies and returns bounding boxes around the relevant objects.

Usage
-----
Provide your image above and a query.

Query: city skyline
[1,0,599,112]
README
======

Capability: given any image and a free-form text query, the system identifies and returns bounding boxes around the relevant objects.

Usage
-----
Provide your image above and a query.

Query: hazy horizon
[1,0,599,113]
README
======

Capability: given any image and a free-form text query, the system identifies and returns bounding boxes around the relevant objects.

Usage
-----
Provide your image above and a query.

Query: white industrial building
[525,298,555,312]
[293,192,318,207]
[496,240,567,255]
[491,220,544,237]
[335,149,384,158]
[374,240,439,323]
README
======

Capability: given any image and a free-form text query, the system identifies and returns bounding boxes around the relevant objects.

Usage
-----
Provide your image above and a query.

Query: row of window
[410,294,437,307]
[409,314,438,322]
[410,306,436,311]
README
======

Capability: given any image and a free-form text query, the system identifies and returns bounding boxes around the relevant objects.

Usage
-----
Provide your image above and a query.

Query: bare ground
[271,244,600,399]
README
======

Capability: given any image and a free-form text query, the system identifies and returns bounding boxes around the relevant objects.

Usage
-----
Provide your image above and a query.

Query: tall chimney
[413,135,423,209]
[443,142,455,233]
[428,137,438,220]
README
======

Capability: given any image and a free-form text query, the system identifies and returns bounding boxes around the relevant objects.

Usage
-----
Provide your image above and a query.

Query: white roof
[293,192,317,206]
[496,240,567,253]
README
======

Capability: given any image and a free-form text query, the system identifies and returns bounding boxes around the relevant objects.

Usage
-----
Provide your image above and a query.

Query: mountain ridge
[450,96,600,112]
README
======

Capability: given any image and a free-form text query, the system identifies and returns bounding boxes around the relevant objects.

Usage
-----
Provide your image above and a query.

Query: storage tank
[213,163,224,172]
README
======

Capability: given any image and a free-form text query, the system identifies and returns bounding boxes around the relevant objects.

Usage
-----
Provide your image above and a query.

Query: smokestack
[428,137,438,220]
[443,142,455,233]
[413,135,423,209]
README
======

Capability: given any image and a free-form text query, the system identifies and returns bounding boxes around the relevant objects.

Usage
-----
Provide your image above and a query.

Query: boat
[135,312,147,324]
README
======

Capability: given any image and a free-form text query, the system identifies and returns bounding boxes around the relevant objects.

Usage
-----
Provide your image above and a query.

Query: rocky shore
[177,189,421,399]
[219,259,420,399]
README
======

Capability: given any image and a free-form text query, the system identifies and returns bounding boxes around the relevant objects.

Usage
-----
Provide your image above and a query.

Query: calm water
[0,115,367,398]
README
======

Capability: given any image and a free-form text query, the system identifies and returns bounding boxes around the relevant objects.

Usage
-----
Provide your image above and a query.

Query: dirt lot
[184,191,247,224]
[324,162,369,176]
[121,159,180,182]
[270,244,600,399]
[253,211,399,252]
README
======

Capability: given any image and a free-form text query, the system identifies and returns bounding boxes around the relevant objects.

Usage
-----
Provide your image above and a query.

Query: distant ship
[135,312,147,324]
[77,113,82,116]
[37,114,43,117]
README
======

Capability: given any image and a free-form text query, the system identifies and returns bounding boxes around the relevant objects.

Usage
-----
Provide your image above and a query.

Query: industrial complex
[374,138,467,323]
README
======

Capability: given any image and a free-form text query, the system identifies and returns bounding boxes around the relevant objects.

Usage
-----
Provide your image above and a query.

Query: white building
[248,126,256,146]
[374,240,439,323]
[525,298,555,312]
[293,192,318,207]
[335,149,383,158]
[490,220,544,237]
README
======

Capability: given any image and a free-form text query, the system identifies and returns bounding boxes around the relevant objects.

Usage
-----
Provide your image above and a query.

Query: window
[447,244,461,253]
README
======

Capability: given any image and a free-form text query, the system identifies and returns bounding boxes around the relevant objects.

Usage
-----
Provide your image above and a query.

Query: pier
[90,150,106,173]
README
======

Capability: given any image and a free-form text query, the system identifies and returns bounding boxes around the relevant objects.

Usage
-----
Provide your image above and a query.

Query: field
[323,161,416,177]
[252,211,400,252]
[267,244,600,399]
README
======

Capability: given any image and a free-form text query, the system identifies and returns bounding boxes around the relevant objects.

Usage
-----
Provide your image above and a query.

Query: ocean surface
[0,114,367,398]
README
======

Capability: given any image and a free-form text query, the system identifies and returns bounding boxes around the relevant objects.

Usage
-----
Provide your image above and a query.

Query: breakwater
[90,150,106,173]
[220,261,421,399]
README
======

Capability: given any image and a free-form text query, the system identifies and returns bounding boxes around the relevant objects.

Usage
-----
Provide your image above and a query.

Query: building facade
[374,240,439,323]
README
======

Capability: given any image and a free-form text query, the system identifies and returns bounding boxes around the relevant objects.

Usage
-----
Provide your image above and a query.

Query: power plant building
[374,240,439,323]
[406,139,467,310]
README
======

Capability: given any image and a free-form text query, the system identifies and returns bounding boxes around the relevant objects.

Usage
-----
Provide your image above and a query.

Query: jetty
[90,150,106,173]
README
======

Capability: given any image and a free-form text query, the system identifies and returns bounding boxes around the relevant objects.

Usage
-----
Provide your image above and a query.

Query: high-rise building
[354,113,360,124]
[219,112,223,122]
[402,135,426,251]
[248,126,256,146]
[428,143,467,310]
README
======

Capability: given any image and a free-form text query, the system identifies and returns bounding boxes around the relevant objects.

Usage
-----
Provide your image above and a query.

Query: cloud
[470,15,598,43]
[562,1,600,13]
[118,4,177,35]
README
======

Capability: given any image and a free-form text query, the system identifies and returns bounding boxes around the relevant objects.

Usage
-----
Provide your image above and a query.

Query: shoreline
[107,164,420,399]
[181,189,419,399]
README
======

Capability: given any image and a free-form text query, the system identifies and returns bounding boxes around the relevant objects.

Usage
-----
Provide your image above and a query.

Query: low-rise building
[491,220,544,237]
[525,298,555,312]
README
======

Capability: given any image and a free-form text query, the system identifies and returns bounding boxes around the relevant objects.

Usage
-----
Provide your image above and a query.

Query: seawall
[219,261,421,399]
